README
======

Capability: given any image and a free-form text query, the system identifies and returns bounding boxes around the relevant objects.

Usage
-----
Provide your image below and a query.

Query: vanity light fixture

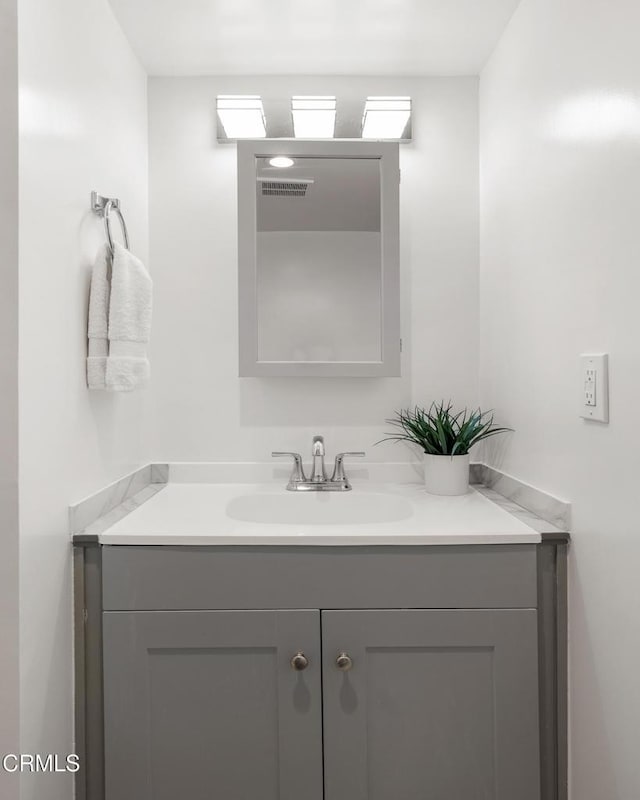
[217,95,266,139]
[362,96,412,140]
[269,156,295,168]
[291,96,336,139]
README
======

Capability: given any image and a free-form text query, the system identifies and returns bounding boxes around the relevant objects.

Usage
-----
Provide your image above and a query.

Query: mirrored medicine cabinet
[237,140,400,377]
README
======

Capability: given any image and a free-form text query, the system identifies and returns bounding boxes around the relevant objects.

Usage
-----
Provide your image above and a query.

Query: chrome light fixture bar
[291,96,336,139]
[215,94,412,141]
[217,95,266,139]
[362,96,411,140]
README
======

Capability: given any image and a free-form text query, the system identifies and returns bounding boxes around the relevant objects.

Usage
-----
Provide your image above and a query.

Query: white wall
[17,0,149,796]
[480,1,640,796]
[0,1,20,798]
[147,76,479,462]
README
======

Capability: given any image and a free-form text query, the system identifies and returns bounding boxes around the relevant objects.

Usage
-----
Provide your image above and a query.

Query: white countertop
[98,482,541,546]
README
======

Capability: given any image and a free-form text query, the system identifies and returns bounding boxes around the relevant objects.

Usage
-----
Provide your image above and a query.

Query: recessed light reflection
[269,156,294,168]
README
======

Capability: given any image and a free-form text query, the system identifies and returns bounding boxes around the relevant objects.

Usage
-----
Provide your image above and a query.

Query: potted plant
[378,401,512,495]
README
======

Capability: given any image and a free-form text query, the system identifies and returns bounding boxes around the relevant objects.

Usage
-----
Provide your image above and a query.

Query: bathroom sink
[226,491,414,526]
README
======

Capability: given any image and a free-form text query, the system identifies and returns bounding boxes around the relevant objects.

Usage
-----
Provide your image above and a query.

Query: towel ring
[104,199,130,254]
[91,191,130,254]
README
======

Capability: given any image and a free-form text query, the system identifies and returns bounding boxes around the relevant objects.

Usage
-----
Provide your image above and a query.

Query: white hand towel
[105,242,152,392]
[87,244,111,389]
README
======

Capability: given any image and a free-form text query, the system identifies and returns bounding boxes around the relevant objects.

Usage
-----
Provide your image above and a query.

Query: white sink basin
[226,491,414,526]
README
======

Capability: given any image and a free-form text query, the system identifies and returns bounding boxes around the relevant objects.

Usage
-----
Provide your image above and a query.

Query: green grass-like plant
[377,401,512,456]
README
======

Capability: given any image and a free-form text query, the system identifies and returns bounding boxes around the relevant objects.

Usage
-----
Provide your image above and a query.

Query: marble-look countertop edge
[72,483,167,540]
[472,485,569,540]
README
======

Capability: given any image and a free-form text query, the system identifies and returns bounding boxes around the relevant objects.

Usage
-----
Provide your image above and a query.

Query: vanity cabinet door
[321,609,540,800]
[103,609,322,800]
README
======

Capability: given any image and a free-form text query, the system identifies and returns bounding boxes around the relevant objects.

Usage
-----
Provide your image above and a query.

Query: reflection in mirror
[255,157,382,364]
[238,140,400,377]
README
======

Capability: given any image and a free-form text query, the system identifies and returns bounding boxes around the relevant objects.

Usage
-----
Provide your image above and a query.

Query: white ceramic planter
[423,453,470,496]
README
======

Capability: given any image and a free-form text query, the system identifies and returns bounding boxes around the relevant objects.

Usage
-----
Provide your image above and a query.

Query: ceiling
[108,0,522,76]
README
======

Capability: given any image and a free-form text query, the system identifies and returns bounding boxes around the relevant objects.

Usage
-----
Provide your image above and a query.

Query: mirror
[256,156,382,364]
[238,141,400,377]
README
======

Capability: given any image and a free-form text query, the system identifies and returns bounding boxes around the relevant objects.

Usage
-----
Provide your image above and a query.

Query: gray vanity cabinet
[322,609,540,800]
[102,609,323,800]
[102,607,540,800]
[76,543,568,800]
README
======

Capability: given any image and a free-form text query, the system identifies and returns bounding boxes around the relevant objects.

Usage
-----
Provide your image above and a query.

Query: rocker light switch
[580,354,609,423]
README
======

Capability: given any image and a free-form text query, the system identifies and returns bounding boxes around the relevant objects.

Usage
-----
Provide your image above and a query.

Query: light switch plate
[580,353,609,423]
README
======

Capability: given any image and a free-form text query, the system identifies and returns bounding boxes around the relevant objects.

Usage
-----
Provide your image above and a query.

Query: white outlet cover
[580,353,609,423]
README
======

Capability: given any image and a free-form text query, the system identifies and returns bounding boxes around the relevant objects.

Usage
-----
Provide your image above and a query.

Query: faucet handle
[271,452,306,484]
[331,452,366,485]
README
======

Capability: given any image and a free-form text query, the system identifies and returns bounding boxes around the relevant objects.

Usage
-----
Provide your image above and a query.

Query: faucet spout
[273,438,365,491]
[310,435,326,481]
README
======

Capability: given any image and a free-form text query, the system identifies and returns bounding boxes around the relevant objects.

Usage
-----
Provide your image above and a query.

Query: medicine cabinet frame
[237,139,401,377]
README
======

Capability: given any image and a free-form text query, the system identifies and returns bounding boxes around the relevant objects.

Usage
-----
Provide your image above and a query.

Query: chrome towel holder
[91,190,130,254]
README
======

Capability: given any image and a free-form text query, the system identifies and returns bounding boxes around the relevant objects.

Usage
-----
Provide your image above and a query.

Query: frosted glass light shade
[362,97,411,140]
[217,95,266,139]
[292,96,336,138]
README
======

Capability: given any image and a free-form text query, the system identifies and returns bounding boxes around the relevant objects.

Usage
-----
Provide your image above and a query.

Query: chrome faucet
[272,436,365,491]
[310,435,327,482]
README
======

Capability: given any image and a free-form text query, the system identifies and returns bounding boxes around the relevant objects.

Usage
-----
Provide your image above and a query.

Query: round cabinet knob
[335,652,353,672]
[290,652,309,671]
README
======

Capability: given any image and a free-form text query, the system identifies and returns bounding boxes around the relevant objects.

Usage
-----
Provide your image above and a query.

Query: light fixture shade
[362,97,411,140]
[217,95,266,139]
[292,96,336,138]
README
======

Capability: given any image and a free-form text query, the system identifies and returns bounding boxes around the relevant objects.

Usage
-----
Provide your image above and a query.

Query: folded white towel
[87,244,111,390]
[106,242,152,391]
[87,241,152,392]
